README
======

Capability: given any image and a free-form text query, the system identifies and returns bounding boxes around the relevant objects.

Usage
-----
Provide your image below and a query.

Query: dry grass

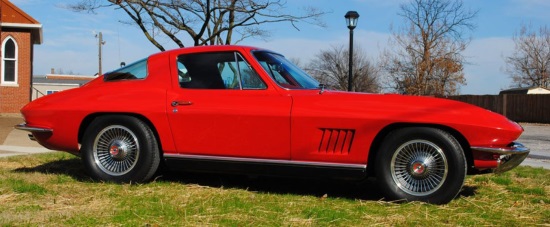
[0,152,549,226]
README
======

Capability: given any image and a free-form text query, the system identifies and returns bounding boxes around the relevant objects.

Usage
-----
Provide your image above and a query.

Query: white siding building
[32,74,96,100]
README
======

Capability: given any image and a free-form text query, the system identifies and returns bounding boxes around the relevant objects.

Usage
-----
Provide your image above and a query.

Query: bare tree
[381,0,476,96]
[307,45,380,93]
[288,57,305,69]
[505,24,550,88]
[68,0,326,51]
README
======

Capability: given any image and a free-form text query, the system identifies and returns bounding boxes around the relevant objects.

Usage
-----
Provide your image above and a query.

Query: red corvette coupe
[16,45,529,204]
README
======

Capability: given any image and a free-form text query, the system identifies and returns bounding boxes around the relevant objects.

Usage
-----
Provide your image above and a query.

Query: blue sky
[11,0,550,94]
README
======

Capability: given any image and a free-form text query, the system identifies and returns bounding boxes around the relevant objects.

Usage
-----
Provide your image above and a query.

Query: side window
[177,52,266,89]
[235,54,267,89]
[177,61,190,83]
[218,61,239,89]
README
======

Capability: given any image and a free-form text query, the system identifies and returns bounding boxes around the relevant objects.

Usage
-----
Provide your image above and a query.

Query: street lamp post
[345,11,359,92]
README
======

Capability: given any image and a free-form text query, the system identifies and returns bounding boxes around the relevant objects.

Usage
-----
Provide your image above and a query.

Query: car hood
[291,90,523,146]
[317,91,511,126]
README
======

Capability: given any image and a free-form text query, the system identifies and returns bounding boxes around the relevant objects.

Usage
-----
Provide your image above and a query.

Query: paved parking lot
[517,124,550,169]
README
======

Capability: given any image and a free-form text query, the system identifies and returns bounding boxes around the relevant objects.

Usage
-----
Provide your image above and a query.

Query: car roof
[151,45,269,58]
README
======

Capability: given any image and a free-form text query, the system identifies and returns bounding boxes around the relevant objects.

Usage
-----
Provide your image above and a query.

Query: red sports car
[16,45,529,204]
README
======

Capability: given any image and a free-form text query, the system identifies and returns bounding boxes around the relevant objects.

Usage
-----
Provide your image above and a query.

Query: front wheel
[375,127,466,204]
[81,115,160,183]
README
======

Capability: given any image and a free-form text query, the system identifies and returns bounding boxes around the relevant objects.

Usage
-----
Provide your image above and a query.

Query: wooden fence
[444,94,550,123]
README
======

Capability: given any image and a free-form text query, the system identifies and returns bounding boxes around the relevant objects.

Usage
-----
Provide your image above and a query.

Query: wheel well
[366,123,473,176]
[78,113,164,156]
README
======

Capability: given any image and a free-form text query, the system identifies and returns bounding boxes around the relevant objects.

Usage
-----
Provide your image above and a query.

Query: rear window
[104,58,148,81]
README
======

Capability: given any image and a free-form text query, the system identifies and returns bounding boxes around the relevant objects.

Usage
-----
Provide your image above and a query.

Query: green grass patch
[513,166,548,178]
[490,175,513,186]
[506,186,546,195]
[0,152,549,226]
[2,178,47,195]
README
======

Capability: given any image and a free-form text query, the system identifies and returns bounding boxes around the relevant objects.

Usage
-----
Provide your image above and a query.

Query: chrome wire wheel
[92,125,140,176]
[390,139,448,196]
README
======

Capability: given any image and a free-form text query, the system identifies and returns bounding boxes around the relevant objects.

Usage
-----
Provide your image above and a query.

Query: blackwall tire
[375,127,466,204]
[81,115,160,183]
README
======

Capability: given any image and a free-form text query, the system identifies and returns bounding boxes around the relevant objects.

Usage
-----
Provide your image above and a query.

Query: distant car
[16,45,529,204]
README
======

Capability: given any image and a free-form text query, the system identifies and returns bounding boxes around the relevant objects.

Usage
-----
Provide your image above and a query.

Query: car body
[16,45,529,204]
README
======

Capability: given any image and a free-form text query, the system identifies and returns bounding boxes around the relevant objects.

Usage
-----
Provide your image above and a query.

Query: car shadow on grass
[156,169,479,202]
[159,170,387,201]
[12,158,478,202]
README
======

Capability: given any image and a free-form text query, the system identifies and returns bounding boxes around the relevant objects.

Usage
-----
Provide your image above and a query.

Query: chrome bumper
[15,123,53,133]
[471,142,530,173]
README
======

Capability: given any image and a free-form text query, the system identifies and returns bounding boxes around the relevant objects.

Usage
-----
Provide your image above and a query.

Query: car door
[166,51,292,160]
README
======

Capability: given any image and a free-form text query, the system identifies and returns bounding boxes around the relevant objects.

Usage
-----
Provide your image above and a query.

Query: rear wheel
[81,115,160,183]
[375,127,466,204]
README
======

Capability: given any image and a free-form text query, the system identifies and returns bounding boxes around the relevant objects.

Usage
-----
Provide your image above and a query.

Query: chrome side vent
[318,128,355,154]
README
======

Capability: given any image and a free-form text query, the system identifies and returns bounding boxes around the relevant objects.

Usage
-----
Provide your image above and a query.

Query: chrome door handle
[171,100,193,106]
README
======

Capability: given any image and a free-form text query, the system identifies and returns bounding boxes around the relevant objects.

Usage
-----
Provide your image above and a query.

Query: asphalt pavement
[0,129,50,158]
[0,124,549,169]
[516,124,550,169]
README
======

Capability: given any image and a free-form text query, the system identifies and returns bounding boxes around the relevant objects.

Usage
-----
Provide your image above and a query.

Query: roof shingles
[1,0,40,24]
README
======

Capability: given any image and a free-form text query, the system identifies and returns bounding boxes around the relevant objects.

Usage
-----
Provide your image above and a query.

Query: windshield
[104,58,148,81]
[253,51,319,89]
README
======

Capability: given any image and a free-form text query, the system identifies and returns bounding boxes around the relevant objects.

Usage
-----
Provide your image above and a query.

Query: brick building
[0,0,42,113]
